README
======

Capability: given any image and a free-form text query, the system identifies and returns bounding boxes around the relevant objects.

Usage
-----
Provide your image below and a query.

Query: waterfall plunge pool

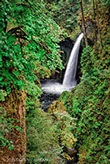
[42,80,76,95]
[41,33,83,95]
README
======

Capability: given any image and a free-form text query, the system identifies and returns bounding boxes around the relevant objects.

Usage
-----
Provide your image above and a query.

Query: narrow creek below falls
[39,34,84,163]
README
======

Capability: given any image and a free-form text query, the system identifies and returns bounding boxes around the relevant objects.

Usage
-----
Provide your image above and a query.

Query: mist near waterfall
[42,33,83,95]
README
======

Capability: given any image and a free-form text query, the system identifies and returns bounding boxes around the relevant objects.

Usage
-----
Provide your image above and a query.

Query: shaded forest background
[0,0,110,164]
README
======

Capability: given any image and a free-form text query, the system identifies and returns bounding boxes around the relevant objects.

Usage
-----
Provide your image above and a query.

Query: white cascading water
[63,33,84,90]
[42,33,83,95]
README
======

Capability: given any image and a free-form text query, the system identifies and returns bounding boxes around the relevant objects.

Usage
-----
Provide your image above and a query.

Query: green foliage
[45,0,81,39]
[101,0,110,5]
[25,78,63,163]
[0,0,66,153]
[0,0,65,93]
[26,105,62,164]
[59,43,110,163]
[58,3,110,161]
[0,108,22,150]
[0,90,7,101]
[48,100,77,161]
[80,46,93,75]
[0,0,109,163]
[48,100,77,147]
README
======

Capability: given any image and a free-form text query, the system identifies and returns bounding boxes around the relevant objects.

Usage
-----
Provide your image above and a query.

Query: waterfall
[42,33,83,95]
[63,33,84,90]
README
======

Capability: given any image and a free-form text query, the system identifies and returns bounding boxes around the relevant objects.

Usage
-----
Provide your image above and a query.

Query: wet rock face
[79,19,96,45]
[57,38,74,82]
[40,37,83,110]
[59,37,73,65]
[48,37,82,83]
[86,20,96,44]
[40,92,60,111]
[45,38,73,82]
[62,147,78,164]
[40,79,60,111]
[59,37,83,84]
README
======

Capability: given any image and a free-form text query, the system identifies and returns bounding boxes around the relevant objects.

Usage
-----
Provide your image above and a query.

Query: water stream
[42,33,83,95]
[40,34,83,163]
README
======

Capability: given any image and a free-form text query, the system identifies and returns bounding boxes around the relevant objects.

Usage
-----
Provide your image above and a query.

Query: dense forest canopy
[0,0,110,164]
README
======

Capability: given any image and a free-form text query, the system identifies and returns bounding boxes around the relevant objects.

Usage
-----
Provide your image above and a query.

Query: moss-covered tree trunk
[93,0,97,48]
[0,90,26,164]
[79,0,88,46]
[95,0,103,53]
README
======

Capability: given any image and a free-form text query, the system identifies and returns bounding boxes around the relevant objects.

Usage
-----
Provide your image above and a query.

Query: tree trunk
[0,89,26,164]
[79,0,88,46]
[95,0,103,53]
[93,0,97,47]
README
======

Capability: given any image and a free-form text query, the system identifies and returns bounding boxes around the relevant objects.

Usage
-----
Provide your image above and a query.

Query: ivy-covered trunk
[79,0,88,46]
[0,89,26,164]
